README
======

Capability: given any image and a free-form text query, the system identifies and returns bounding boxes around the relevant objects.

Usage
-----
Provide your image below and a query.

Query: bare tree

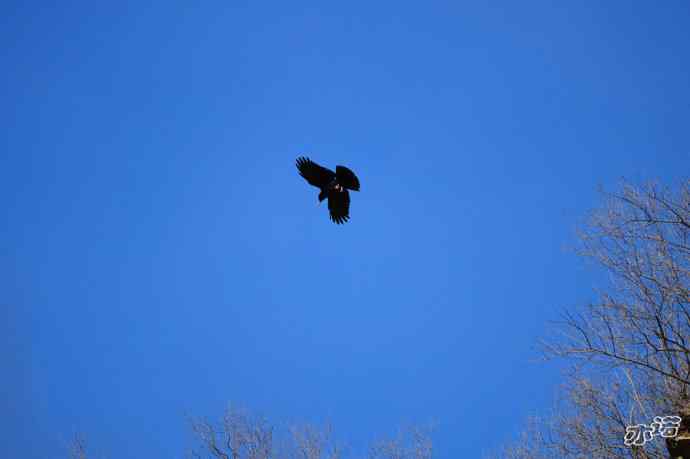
[289,422,344,459]
[68,434,89,459]
[188,405,433,459]
[188,406,275,459]
[67,433,109,459]
[491,181,690,458]
[368,425,433,459]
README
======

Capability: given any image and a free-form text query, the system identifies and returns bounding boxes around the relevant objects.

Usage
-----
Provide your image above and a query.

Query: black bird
[296,156,360,224]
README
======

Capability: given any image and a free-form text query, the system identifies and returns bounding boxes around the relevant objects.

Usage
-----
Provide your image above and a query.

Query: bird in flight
[296,156,361,224]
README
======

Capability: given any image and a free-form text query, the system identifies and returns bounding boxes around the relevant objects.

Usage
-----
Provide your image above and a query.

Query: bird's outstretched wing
[335,165,360,191]
[296,157,335,188]
[328,189,350,224]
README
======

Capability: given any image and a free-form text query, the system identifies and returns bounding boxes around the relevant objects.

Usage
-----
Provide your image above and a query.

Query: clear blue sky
[2,2,689,458]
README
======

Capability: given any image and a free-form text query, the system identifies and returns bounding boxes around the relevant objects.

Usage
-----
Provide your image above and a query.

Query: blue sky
[2,2,689,458]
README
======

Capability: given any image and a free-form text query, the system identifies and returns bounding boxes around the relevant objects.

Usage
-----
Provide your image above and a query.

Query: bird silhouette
[296,157,360,224]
